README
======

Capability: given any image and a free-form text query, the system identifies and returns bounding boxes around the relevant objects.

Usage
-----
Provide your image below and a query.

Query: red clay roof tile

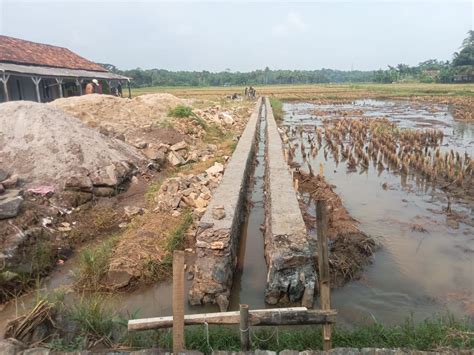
[0,35,107,72]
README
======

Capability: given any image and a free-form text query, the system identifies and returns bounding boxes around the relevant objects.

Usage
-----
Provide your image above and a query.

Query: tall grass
[166,211,193,253]
[43,305,473,352]
[269,97,284,121]
[144,316,474,353]
[74,236,118,291]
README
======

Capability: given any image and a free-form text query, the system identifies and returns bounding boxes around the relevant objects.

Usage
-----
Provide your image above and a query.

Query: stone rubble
[0,171,23,220]
[154,163,224,217]
[61,161,137,207]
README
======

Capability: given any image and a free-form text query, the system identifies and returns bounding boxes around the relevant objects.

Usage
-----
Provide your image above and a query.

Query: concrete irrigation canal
[189,97,317,311]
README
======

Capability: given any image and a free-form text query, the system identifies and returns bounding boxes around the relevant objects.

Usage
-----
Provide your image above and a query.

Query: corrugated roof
[0,35,107,72]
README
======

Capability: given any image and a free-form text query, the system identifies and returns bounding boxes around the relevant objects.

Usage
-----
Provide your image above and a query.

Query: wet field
[1,99,472,336]
[284,99,473,326]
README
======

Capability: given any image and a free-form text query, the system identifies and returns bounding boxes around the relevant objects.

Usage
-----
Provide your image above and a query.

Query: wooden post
[316,200,332,350]
[56,77,64,98]
[76,79,83,95]
[172,250,185,354]
[240,304,250,351]
[127,80,131,99]
[1,73,10,101]
[31,76,42,102]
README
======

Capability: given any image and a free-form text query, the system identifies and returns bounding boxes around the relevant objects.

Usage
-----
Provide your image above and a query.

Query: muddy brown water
[285,99,473,326]
[230,101,269,310]
[1,99,473,337]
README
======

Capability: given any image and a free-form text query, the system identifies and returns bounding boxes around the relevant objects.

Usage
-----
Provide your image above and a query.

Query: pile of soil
[0,101,144,190]
[295,170,376,287]
[50,93,188,143]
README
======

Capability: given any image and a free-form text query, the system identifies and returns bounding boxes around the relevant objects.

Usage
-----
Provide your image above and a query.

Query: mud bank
[294,171,376,287]
[189,98,263,311]
[264,98,316,307]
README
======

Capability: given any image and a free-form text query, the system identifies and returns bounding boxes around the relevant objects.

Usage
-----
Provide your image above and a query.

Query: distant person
[117,82,123,97]
[85,81,95,94]
[93,79,103,94]
[244,87,248,97]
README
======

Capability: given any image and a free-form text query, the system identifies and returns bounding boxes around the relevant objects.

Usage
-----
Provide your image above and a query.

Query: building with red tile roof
[0,35,129,102]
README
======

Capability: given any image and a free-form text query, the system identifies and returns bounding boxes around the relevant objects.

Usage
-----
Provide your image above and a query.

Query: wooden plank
[172,250,185,353]
[128,308,337,331]
[240,304,249,351]
[316,199,332,351]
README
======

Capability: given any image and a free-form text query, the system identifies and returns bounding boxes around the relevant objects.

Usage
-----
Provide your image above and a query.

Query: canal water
[230,101,269,310]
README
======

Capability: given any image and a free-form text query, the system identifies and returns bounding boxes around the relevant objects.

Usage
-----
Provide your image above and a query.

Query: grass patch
[168,104,193,118]
[68,295,117,346]
[145,180,162,205]
[10,294,469,353]
[269,97,284,121]
[166,211,193,253]
[74,236,119,291]
[139,210,193,282]
[134,316,474,353]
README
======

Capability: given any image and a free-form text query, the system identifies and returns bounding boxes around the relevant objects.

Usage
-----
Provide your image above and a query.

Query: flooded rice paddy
[284,99,473,326]
[1,99,472,336]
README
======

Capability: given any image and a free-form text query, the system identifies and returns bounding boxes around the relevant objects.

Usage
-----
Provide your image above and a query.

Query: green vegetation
[148,317,474,353]
[145,181,161,204]
[68,295,116,346]
[141,210,193,281]
[374,31,473,83]
[14,295,472,352]
[100,31,473,88]
[168,104,194,118]
[45,311,473,352]
[166,211,193,253]
[74,236,119,291]
[269,97,284,121]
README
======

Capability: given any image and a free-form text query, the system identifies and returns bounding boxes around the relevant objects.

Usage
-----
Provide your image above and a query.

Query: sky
[0,0,472,72]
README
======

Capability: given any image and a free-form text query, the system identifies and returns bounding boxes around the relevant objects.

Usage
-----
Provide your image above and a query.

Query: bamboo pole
[316,199,332,350]
[128,308,337,331]
[172,250,185,353]
[240,304,250,351]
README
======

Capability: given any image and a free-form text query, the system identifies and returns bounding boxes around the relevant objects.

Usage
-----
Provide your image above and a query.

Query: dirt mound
[50,93,186,139]
[295,171,376,286]
[0,101,144,189]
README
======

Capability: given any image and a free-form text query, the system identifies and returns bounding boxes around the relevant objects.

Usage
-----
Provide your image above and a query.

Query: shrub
[168,105,193,118]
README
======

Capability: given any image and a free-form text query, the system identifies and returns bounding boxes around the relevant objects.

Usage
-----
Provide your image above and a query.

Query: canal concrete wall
[189,98,263,311]
[264,97,316,307]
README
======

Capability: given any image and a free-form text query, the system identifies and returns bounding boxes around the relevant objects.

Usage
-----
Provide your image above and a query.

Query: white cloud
[272,11,308,36]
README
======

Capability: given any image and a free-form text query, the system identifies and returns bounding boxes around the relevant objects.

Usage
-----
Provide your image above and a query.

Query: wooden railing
[128,200,335,353]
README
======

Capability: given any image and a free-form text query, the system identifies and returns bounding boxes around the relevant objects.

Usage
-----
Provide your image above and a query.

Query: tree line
[101,31,473,87]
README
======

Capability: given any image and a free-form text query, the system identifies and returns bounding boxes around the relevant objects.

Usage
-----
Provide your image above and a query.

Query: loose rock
[0,190,24,220]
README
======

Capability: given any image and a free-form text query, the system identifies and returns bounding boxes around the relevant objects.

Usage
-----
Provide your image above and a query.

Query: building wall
[0,75,64,103]
[6,76,38,102]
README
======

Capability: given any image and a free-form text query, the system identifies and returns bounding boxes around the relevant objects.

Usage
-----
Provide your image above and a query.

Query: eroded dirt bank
[294,171,376,287]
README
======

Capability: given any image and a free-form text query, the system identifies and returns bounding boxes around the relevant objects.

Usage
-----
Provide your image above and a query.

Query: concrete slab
[264,97,316,307]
